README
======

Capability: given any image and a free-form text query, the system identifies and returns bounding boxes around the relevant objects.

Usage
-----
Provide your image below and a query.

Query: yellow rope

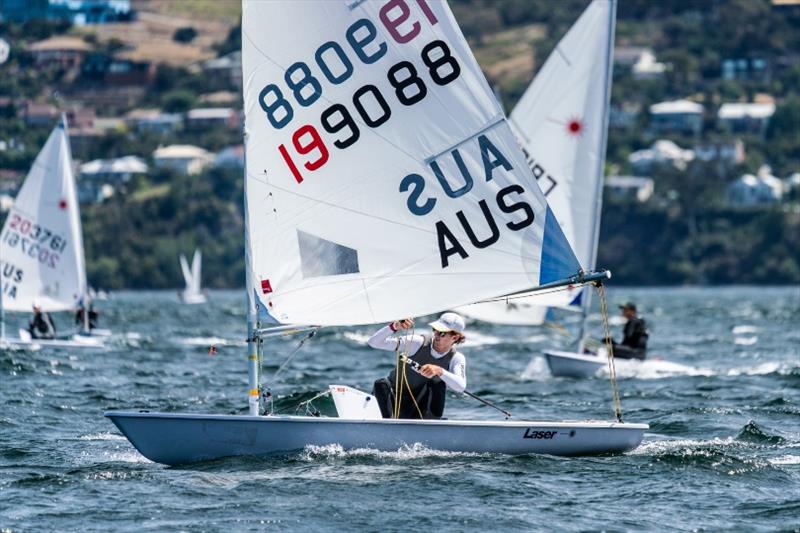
[393,323,424,419]
[596,283,623,422]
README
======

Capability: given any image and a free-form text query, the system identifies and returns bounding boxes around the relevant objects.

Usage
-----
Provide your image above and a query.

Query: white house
[718,102,775,134]
[728,166,783,206]
[649,99,704,135]
[632,49,666,80]
[628,139,695,174]
[153,144,212,175]
[214,145,244,169]
[605,176,654,202]
[79,155,148,203]
[186,107,239,129]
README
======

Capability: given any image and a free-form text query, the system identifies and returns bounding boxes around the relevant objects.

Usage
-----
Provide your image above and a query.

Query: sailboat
[0,115,105,349]
[456,0,612,329]
[178,249,207,304]
[509,0,618,377]
[105,0,645,465]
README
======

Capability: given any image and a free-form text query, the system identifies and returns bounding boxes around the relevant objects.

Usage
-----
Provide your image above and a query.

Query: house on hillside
[19,101,59,127]
[605,176,654,202]
[200,51,242,90]
[628,140,695,174]
[153,145,212,176]
[694,139,745,176]
[214,145,244,169]
[632,50,666,80]
[186,107,239,130]
[126,109,182,134]
[28,36,92,70]
[649,99,704,136]
[82,52,155,86]
[718,102,775,135]
[721,58,770,82]
[727,166,783,206]
[78,155,147,203]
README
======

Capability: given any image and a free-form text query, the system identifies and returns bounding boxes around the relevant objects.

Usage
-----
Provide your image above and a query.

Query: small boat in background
[0,114,107,349]
[178,249,207,304]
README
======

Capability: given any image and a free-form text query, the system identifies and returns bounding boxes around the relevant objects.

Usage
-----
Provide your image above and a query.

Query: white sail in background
[457,0,615,324]
[179,249,206,304]
[0,117,86,312]
[242,0,580,327]
[509,0,614,307]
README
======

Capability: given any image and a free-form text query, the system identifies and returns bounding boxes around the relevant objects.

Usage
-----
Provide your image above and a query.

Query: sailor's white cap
[429,312,466,334]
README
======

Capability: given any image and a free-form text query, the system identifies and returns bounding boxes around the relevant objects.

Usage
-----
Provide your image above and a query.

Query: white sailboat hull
[105,411,647,466]
[179,291,207,305]
[1,332,106,350]
[544,350,606,378]
[454,301,548,326]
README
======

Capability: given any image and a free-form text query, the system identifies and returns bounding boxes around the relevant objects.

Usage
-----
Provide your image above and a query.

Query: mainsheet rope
[393,323,423,419]
[596,283,623,422]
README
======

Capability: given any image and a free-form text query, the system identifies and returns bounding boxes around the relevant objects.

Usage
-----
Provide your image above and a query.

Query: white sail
[509,0,614,308]
[179,249,206,304]
[242,0,580,326]
[456,0,614,324]
[0,117,86,312]
[179,253,193,288]
[190,249,202,294]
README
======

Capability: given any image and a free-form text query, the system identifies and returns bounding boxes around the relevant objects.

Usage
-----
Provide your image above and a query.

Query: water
[1,287,798,531]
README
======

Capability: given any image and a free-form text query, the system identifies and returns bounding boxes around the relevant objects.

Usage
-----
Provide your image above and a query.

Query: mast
[61,112,91,334]
[243,130,260,416]
[577,0,616,348]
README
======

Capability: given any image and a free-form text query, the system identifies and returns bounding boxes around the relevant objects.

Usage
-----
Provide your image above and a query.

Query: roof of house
[153,144,210,160]
[80,155,148,175]
[28,36,92,53]
[650,99,704,115]
[718,102,776,120]
[186,107,234,120]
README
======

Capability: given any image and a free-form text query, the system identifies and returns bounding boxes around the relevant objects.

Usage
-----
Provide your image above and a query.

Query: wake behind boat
[105,0,646,465]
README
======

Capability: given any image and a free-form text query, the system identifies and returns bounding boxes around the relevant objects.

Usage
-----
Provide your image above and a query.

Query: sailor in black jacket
[605,302,648,360]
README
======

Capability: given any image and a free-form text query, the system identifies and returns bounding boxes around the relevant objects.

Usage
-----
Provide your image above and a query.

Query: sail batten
[242,0,581,326]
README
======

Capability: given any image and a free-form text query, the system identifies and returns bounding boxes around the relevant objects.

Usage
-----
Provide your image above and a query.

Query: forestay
[0,118,86,312]
[243,0,580,326]
[508,0,614,309]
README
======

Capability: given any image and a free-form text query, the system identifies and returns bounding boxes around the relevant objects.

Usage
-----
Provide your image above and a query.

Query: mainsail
[509,0,615,309]
[180,249,203,295]
[0,117,86,312]
[242,0,581,327]
[455,0,615,324]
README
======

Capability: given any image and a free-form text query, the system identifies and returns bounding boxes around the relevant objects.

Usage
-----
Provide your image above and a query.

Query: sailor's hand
[419,364,443,378]
[392,318,414,330]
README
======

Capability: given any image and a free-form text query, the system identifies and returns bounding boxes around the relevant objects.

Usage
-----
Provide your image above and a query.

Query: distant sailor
[29,302,56,340]
[368,312,467,419]
[75,303,99,331]
[604,302,648,360]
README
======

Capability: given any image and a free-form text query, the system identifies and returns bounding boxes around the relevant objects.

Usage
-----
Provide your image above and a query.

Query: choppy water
[1,287,798,531]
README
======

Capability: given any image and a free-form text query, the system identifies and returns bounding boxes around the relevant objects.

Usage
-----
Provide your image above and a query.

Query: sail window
[297,231,359,277]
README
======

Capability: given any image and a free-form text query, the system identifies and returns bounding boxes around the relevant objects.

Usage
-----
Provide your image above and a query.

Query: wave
[297,442,493,461]
[179,336,246,347]
[732,325,759,335]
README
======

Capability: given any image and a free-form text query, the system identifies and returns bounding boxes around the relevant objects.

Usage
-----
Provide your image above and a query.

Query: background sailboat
[456,0,613,328]
[178,249,207,304]
[106,0,644,464]
[0,115,104,348]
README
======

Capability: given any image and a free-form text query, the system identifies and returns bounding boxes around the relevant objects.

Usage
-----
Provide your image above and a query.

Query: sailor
[604,302,648,360]
[368,312,467,419]
[29,302,56,340]
[74,303,99,330]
